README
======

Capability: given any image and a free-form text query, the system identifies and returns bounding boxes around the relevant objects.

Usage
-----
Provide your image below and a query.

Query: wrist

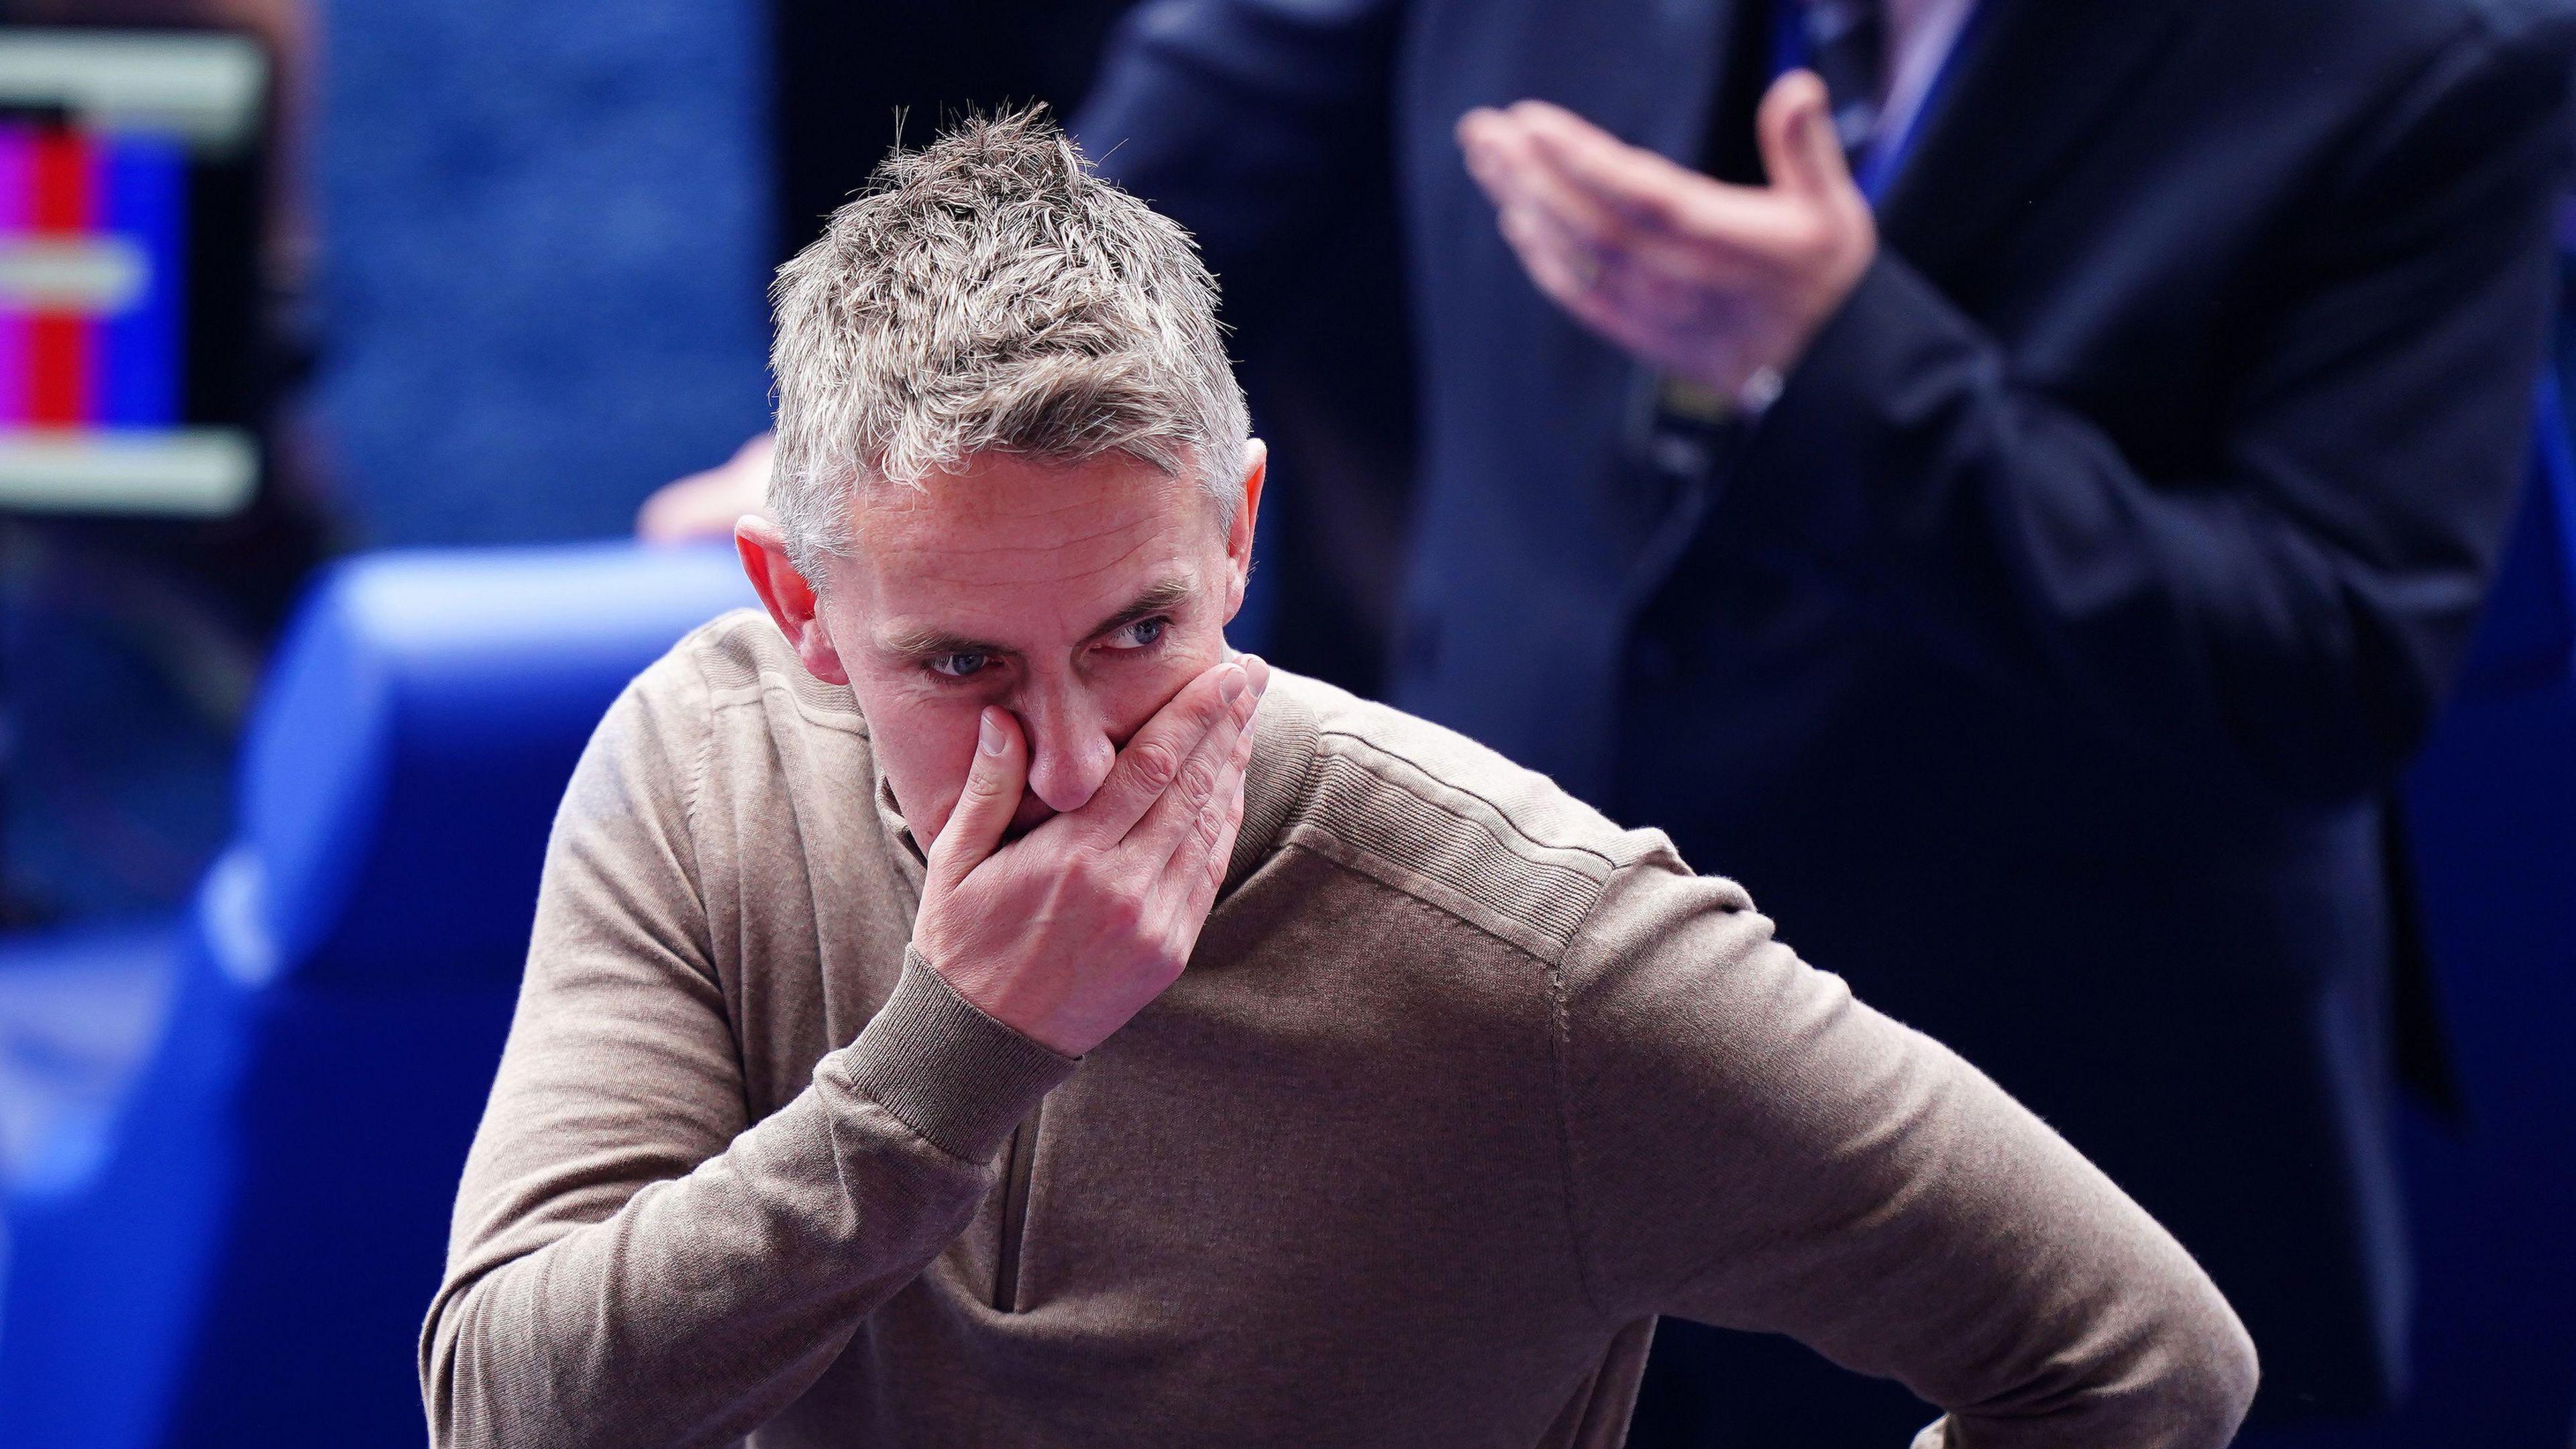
[833,947,1079,1163]
[909,915,1085,1055]
[1764,225,1878,396]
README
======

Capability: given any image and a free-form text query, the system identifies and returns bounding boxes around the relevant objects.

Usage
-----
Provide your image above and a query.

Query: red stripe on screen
[27,129,95,424]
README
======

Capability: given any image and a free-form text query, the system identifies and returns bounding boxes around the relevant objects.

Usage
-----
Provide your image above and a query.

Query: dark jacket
[1078,0,2576,1419]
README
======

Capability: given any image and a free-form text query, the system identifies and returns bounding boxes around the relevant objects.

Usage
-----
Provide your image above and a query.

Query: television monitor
[0,27,265,517]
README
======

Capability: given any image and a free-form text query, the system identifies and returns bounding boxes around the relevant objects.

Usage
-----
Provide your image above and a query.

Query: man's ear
[1222,437,1268,624]
[735,515,851,686]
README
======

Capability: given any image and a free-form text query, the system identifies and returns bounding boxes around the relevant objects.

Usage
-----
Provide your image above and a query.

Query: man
[423,113,2257,1448]
[1074,0,2576,1437]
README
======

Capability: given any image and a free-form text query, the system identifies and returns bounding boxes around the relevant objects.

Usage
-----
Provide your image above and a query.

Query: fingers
[636,431,775,543]
[1462,105,1638,280]
[1512,101,1746,237]
[1148,656,1265,938]
[1462,105,1809,327]
[1495,201,1644,341]
[1126,655,1267,866]
[1073,658,1251,844]
[1192,679,1264,899]
[924,707,1026,894]
[1462,105,1597,224]
[1462,109,1656,332]
[1488,176,1717,368]
[1756,70,1855,201]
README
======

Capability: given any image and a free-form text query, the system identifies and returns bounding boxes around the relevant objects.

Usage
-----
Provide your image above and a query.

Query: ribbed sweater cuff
[836,948,1077,1164]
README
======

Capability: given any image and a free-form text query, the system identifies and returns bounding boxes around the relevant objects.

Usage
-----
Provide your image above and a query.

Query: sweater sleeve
[419,667,1074,1449]
[1554,842,2258,1448]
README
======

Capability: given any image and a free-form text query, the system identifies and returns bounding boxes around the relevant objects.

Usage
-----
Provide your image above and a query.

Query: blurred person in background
[1063,0,2576,1444]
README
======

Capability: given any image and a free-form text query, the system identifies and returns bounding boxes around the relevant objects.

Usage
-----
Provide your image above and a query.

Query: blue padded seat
[0,923,182,1203]
[0,541,751,1449]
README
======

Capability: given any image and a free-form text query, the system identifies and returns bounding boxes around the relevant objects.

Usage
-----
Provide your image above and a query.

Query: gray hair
[767,107,1250,578]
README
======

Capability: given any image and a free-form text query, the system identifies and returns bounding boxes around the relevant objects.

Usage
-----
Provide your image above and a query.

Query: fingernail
[1245,654,1272,693]
[1220,667,1248,702]
[978,710,1005,756]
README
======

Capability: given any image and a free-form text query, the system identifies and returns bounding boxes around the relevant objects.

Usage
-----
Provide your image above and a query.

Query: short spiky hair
[767,107,1249,577]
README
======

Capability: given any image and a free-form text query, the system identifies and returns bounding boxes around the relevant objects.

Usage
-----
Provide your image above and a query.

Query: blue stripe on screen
[101,135,186,427]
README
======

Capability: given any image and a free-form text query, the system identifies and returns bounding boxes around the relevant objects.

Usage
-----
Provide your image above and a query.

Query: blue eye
[1105,618,1167,651]
[928,651,990,678]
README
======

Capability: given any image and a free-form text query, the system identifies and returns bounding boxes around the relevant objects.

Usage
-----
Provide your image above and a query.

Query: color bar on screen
[101,133,183,427]
[0,125,27,423]
[26,125,95,425]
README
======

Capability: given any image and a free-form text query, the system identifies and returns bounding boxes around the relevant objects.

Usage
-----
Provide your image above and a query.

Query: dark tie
[1799,0,1886,158]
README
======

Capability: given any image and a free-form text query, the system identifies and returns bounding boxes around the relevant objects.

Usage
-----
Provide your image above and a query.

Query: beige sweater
[423,610,2256,1448]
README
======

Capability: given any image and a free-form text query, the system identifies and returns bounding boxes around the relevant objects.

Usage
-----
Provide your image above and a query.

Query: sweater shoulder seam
[1289,726,1647,963]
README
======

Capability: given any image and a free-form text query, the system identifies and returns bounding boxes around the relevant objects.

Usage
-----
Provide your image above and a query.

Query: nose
[1016,686,1118,815]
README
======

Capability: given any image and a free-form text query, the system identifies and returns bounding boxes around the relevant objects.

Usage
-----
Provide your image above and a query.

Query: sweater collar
[872,678,1318,901]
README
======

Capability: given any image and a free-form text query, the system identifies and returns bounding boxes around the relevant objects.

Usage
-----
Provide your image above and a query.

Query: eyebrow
[1083,575,1197,642]
[874,574,1197,659]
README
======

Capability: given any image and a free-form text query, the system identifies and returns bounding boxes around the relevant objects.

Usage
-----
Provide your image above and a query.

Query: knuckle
[1617,193,1675,233]
[1790,212,1851,272]
[1067,845,1113,889]
[1574,212,1627,261]
[1128,741,1181,793]
[1040,873,1086,924]
[1192,692,1239,734]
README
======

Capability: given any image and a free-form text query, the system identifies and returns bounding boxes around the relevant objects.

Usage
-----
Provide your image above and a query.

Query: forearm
[1740,249,2539,800]
[1869,1034,2259,1448]
[423,957,1073,1449]
[1564,859,2257,1445]
[1733,7,2576,805]
[1715,989,2258,1447]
